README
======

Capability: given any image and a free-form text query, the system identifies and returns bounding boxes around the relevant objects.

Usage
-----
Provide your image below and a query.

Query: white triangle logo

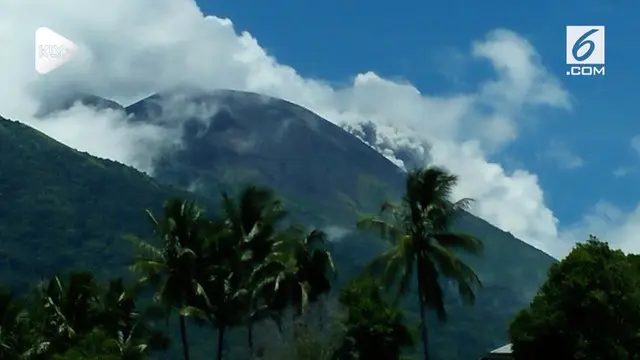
[35,27,79,75]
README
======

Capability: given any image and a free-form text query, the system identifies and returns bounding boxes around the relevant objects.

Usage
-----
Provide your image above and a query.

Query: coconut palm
[357,167,483,360]
[128,198,209,360]
[197,185,288,359]
[96,279,169,359]
[283,226,335,314]
[25,271,101,359]
[254,225,335,324]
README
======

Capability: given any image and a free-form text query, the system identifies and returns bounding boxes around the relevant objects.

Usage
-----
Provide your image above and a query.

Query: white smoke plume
[0,0,634,258]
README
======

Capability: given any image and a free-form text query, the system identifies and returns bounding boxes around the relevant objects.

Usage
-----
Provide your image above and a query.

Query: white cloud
[323,226,352,243]
[613,166,635,178]
[541,140,585,169]
[631,135,640,155]
[1,0,633,259]
[609,137,640,178]
[32,103,171,173]
[560,201,640,255]
[610,138,640,178]
[551,135,640,255]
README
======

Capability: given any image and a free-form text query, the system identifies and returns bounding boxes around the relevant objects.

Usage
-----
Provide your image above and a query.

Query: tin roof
[490,344,512,354]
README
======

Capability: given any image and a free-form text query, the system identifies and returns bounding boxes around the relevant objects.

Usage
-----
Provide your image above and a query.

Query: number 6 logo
[566,26,605,65]
[572,29,599,62]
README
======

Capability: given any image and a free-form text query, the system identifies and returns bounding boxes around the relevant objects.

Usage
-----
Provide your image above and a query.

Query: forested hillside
[0,97,556,359]
[0,117,202,287]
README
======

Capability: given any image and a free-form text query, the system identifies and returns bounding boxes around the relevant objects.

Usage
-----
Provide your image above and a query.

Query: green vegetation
[7,112,640,359]
[0,118,192,287]
[134,90,558,359]
[509,236,640,360]
[333,276,414,360]
[357,168,483,360]
[0,163,488,360]
[0,115,559,359]
[0,271,168,360]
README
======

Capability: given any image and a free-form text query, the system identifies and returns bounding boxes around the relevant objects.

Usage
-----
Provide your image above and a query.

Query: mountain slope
[125,89,557,358]
[0,90,557,359]
[126,88,406,224]
[0,116,200,288]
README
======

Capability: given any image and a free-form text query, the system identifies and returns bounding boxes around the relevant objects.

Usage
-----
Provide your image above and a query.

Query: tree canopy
[2,168,484,360]
[358,167,483,360]
[509,236,640,360]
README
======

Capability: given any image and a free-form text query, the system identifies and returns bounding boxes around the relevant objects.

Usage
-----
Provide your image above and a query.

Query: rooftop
[490,344,512,354]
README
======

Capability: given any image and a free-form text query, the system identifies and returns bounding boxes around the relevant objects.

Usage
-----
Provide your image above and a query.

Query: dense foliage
[0,118,189,287]
[509,236,640,360]
[1,162,487,360]
[6,96,640,360]
[0,115,557,359]
[357,168,483,360]
[10,107,640,359]
[121,91,561,359]
[0,272,169,360]
[333,276,414,360]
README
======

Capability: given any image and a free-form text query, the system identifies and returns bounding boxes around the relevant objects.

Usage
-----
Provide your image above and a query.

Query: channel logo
[35,27,79,75]
[565,25,605,76]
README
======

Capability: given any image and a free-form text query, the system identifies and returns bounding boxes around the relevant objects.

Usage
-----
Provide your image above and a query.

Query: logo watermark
[566,26,605,76]
[35,27,78,74]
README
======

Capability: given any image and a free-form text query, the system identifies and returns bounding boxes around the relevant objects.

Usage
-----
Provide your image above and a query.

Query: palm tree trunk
[217,325,226,360]
[292,308,301,342]
[417,287,430,360]
[179,315,191,360]
[248,320,254,356]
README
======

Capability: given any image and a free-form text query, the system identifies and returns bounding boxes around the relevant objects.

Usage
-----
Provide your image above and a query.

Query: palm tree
[128,198,209,360]
[200,185,287,360]
[255,225,335,329]
[357,167,483,360]
[284,226,335,315]
[96,278,169,359]
[25,271,101,359]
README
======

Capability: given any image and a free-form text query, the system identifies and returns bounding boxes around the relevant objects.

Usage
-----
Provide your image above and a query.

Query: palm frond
[433,232,484,254]
[383,252,405,295]
[179,306,208,319]
[427,242,481,304]
[192,281,212,309]
[129,259,166,275]
[299,282,310,313]
[144,209,160,230]
[356,217,404,244]
[125,235,164,261]
[365,249,396,277]
[177,247,197,260]
[22,341,50,359]
[220,191,241,232]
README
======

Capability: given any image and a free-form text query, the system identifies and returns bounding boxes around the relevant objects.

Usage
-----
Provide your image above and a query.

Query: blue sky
[198,0,637,225]
[3,0,639,257]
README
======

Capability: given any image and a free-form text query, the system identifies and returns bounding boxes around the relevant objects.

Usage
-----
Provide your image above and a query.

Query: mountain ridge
[1,89,557,359]
[39,90,548,238]
[47,89,555,259]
